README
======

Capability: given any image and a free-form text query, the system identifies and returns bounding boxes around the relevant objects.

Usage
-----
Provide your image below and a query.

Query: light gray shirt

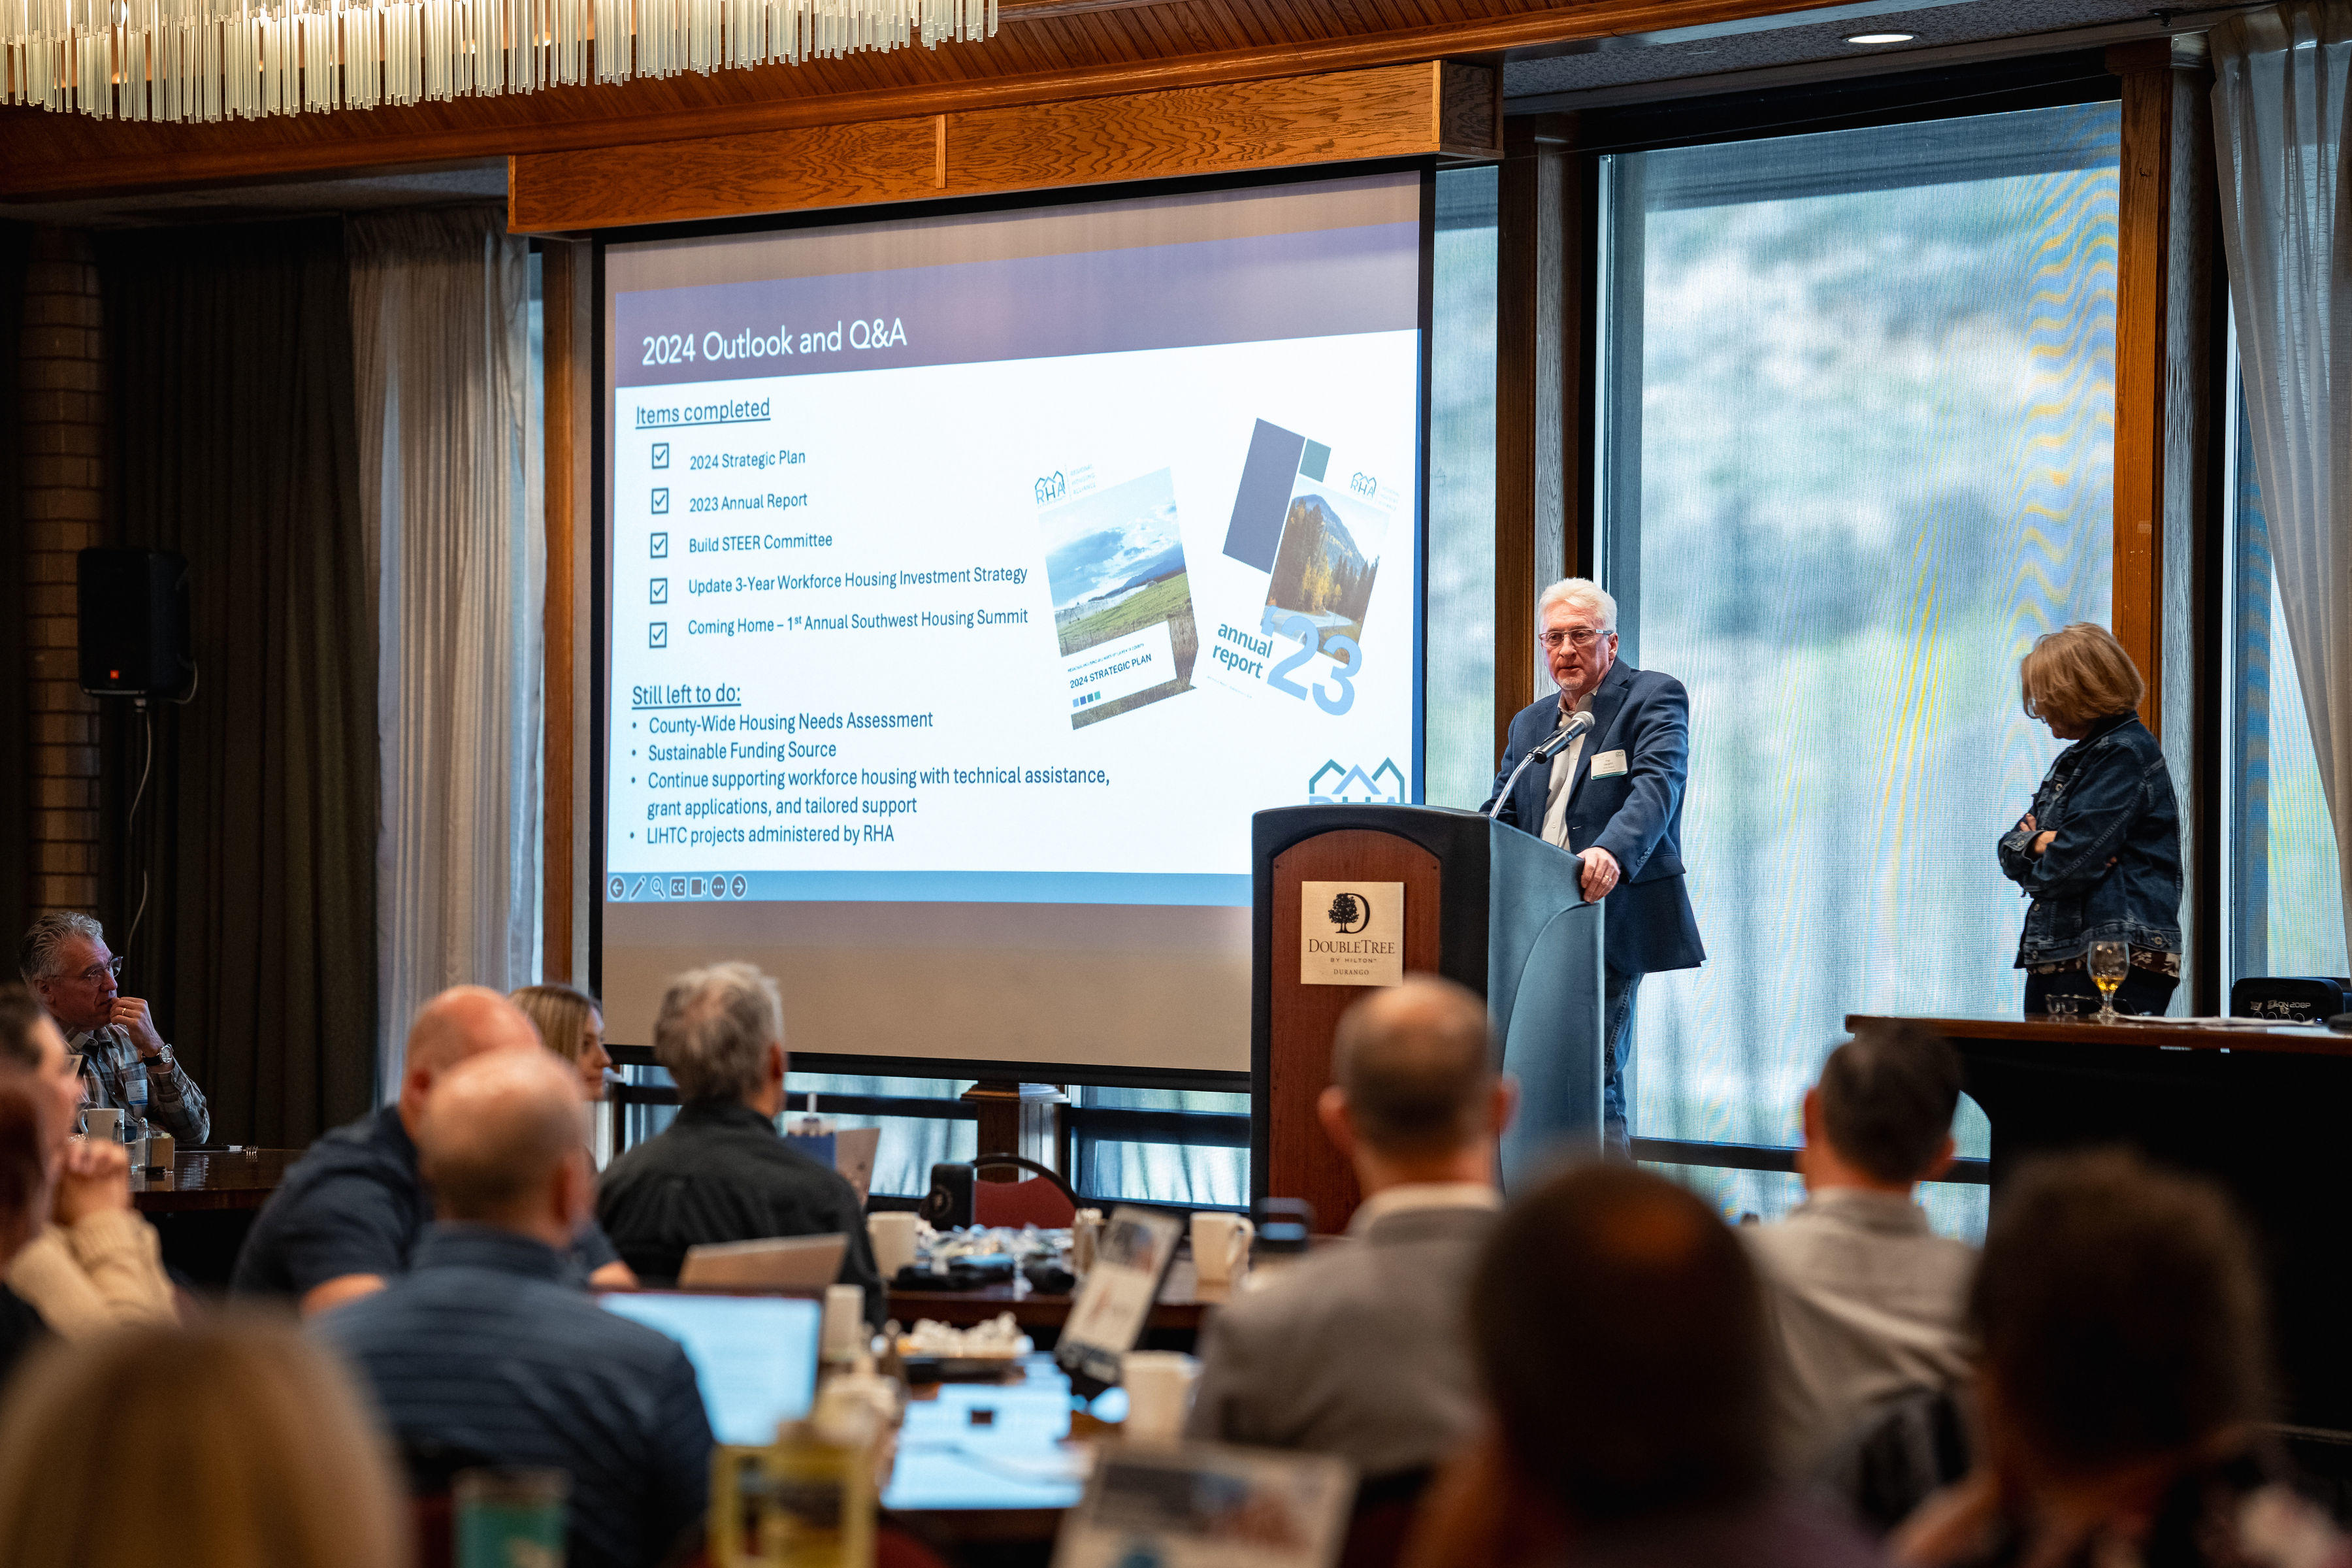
[1742,1187,1976,1477]
[1186,1194,1496,1479]
[1539,694,1594,847]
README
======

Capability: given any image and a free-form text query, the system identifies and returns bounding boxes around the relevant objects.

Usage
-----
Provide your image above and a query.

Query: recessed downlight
[1845,31,1916,44]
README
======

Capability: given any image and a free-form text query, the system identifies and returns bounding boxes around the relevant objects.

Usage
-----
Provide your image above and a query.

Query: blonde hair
[2021,623,2145,732]
[510,983,600,1066]
[0,1318,408,1568]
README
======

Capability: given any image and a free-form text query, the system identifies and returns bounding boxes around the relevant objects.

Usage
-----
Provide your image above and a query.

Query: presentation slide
[601,171,1426,1072]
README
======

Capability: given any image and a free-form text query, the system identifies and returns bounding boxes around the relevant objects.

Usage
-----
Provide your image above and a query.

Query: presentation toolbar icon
[651,487,670,514]
[730,875,747,898]
[630,877,647,898]
[610,876,625,900]
[649,623,668,649]
[650,531,668,559]
[708,877,727,901]
[651,442,670,469]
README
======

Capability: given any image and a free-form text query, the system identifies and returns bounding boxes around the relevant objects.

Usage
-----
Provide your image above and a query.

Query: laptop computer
[600,1292,823,1446]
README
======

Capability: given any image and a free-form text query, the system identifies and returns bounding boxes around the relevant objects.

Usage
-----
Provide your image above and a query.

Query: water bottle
[123,1059,151,1144]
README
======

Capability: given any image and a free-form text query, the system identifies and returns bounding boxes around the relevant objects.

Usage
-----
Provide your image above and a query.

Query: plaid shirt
[67,1024,210,1146]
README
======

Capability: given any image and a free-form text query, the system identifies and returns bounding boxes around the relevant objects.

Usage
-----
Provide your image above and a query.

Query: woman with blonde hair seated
[1997,623,2182,1018]
[510,983,613,1103]
[0,1316,408,1568]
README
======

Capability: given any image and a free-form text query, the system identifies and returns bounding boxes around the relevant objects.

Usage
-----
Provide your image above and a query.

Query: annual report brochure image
[1039,466,1200,730]
[1262,471,1388,649]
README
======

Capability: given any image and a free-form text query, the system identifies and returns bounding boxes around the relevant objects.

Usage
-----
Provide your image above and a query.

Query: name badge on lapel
[1590,749,1629,778]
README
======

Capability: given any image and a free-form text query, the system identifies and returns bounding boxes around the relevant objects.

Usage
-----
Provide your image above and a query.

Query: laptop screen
[600,1292,823,1445]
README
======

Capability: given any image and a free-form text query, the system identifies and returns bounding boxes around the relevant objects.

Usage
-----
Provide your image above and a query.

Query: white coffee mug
[1189,1212,1255,1285]
[84,1108,123,1143]
[1121,1350,1198,1444]
[868,1210,921,1279]
[1071,1208,1105,1275]
[821,1282,867,1364]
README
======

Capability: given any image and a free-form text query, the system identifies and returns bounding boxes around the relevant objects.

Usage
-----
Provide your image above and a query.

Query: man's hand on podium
[1578,846,1621,903]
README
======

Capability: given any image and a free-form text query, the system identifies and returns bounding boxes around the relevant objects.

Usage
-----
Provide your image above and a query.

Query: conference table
[888,1254,1221,1343]
[1854,1014,2352,1435]
[131,1147,298,1285]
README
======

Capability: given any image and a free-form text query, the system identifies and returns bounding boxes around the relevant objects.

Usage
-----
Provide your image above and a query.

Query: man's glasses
[1537,628,1612,651]
[71,958,124,985]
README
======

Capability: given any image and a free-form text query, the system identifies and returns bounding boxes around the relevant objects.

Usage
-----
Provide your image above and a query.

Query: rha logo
[1349,471,1379,497]
[1307,759,1405,805]
[1326,891,1371,934]
[1034,471,1066,504]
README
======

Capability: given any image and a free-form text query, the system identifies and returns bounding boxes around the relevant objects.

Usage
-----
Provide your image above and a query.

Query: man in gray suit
[1186,975,1514,1484]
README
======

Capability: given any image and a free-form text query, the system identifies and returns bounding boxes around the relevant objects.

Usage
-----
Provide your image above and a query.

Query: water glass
[455,1467,567,1568]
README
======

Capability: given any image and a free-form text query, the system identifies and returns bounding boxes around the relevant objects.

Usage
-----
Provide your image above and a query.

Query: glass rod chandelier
[0,0,994,120]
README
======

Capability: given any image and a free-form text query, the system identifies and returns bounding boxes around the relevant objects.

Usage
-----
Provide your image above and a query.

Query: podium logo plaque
[1300,881,1405,987]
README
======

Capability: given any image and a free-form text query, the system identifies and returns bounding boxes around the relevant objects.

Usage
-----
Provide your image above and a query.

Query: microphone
[1486,708,1597,820]
[1529,707,1596,762]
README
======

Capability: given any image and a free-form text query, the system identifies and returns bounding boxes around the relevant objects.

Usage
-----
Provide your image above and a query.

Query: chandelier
[0,0,994,120]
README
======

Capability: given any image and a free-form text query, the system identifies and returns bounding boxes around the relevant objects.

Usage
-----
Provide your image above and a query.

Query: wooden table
[131,1148,297,1213]
[131,1147,298,1286]
[889,1256,1225,1345]
[1853,1014,2352,1433]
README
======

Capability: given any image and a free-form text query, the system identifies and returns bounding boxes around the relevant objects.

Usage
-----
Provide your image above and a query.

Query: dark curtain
[98,220,376,1147]
[0,225,29,956]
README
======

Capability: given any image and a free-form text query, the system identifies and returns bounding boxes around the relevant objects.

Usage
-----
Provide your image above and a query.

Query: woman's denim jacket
[1998,711,2183,967]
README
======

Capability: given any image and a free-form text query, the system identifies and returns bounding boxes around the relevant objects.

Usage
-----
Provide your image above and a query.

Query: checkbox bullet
[650,532,668,558]
[649,622,668,649]
[650,578,668,604]
[651,487,670,514]
[651,442,670,469]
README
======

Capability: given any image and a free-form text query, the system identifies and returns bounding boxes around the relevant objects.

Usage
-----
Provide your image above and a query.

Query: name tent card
[1298,881,1403,987]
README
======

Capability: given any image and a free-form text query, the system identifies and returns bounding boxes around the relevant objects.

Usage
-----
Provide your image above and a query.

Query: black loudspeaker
[920,1162,976,1229]
[77,548,193,700]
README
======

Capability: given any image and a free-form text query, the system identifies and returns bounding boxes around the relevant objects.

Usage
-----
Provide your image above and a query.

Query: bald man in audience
[318,1049,711,1568]
[1186,975,1515,1489]
[233,986,635,1312]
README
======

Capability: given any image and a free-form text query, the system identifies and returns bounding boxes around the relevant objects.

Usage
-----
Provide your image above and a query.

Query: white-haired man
[1482,578,1703,1155]
[595,962,885,1320]
[18,911,210,1146]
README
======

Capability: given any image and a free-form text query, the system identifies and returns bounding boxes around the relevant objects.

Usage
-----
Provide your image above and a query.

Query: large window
[2225,380,2351,985]
[1598,100,2124,1237]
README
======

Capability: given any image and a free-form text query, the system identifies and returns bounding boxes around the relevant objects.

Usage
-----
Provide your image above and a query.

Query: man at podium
[1482,578,1705,1152]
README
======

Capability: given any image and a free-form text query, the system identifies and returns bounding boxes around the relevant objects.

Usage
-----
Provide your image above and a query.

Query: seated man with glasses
[1482,578,1703,1156]
[16,913,210,1147]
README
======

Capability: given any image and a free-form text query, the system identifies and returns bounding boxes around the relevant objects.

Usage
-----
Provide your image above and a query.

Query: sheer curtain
[2213,2,2352,964]
[350,208,543,1094]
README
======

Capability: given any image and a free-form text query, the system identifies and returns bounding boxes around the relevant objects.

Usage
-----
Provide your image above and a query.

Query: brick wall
[21,230,103,916]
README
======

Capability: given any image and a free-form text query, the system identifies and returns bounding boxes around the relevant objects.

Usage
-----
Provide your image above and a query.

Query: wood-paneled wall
[510,61,1497,231]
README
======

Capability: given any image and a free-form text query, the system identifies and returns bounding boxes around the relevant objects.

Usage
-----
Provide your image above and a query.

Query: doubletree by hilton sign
[1299,881,1404,987]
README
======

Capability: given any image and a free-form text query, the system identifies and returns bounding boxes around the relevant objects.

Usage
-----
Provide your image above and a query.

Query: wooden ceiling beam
[0,0,1863,201]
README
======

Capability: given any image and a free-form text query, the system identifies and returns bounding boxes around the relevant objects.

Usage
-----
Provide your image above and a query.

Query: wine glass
[2087,939,2130,1024]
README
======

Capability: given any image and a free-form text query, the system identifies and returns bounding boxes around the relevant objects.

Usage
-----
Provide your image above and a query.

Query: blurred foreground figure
[1746,1022,1974,1478]
[0,985,175,1341]
[0,1317,407,1568]
[1895,1150,2347,1568]
[1404,1163,1881,1568]
[1188,975,1514,1481]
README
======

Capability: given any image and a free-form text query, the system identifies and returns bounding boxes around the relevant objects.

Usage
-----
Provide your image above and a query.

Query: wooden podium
[1249,804,1603,1229]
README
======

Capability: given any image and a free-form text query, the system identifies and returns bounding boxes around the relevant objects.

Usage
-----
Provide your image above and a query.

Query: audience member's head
[16,912,115,1033]
[0,1317,408,1568]
[510,983,613,1103]
[653,962,785,1109]
[396,985,542,1130]
[0,1078,50,1267]
[1803,1022,1961,1192]
[2021,622,2145,734]
[1320,976,1512,1188]
[1972,1149,2269,1483]
[0,984,82,1140]
[1470,1164,1768,1528]
[417,1047,596,1249]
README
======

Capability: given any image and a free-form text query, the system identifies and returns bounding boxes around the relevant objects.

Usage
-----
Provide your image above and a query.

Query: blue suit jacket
[1480,660,1705,978]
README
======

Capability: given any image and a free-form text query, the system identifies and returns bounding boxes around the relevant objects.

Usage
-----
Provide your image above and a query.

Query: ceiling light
[1844,32,1917,45]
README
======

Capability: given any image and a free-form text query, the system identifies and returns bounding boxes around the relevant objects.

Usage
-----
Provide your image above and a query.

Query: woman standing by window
[1999,625,2183,1019]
